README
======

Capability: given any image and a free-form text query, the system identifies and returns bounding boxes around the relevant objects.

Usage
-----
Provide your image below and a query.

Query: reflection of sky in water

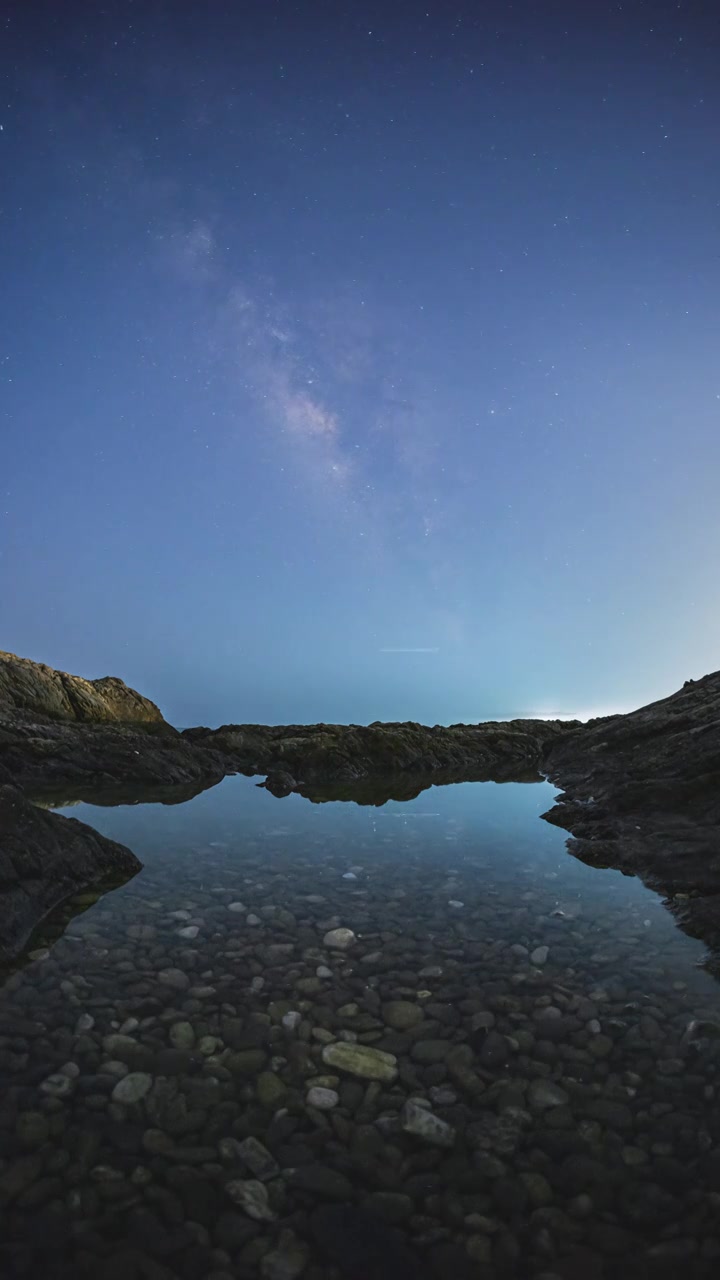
[63,776,720,1001]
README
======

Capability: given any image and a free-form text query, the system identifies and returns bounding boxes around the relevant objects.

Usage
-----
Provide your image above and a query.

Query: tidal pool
[1,776,719,1279]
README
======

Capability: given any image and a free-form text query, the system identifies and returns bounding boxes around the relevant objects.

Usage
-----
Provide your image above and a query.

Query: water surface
[1,777,719,1280]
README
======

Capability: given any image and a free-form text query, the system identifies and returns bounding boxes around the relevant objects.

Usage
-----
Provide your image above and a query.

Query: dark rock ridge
[0,779,140,964]
[543,671,720,880]
[184,717,577,789]
[542,670,720,967]
[1,716,228,802]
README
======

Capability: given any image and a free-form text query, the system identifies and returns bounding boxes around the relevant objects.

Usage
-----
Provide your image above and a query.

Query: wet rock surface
[543,670,720,969]
[1,782,720,1279]
[185,716,576,788]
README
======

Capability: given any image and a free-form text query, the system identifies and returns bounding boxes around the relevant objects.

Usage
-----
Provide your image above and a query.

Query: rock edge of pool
[1,649,719,965]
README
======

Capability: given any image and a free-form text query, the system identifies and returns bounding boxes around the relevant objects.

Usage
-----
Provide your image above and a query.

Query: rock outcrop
[543,671,720,967]
[543,671,720,880]
[0,654,227,962]
[0,781,141,963]
[0,654,229,802]
[0,650,165,724]
[184,717,577,788]
[1,716,228,803]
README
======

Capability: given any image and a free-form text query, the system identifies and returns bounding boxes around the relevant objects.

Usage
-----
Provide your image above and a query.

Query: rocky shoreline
[1,650,719,966]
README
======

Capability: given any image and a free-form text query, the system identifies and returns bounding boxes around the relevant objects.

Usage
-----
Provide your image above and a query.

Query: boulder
[0,783,141,963]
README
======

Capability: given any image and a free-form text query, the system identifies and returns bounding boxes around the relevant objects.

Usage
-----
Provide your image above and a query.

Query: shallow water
[2,776,720,1280]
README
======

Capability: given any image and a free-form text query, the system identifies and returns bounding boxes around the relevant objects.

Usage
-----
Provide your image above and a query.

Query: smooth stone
[410,1039,451,1064]
[158,968,190,990]
[169,1021,196,1050]
[224,1049,267,1075]
[323,928,356,950]
[382,1001,424,1031]
[228,902,246,911]
[225,1179,276,1221]
[256,1072,288,1108]
[287,1164,353,1201]
[142,1129,175,1155]
[75,1013,95,1033]
[198,1035,221,1055]
[40,1073,74,1097]
[261,1228,309,1280]
[527,1079,570,1111]
[112,1072,153,1104]
[401,1100,456,1148]
[530,946,549,966]
[322,1041,398,1083]
[236,1136,280,1181]
[177,925,199,939]
[429,1086,458,1106]
[102,1033,140,1058]
[282,1012,303,1032]
[307,1087,340,1110]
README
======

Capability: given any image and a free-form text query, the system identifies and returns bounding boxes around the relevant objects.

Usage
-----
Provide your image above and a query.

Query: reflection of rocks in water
[0,784,140,966]
[29,776,224,810]
[2,883,122,979]
[267,766,546,807]
[2,819,720,1277]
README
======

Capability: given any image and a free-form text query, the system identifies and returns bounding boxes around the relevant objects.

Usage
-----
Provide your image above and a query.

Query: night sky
[3,0,719,727]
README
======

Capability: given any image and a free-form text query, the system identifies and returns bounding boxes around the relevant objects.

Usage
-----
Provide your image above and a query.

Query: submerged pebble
[2,775,720,1279]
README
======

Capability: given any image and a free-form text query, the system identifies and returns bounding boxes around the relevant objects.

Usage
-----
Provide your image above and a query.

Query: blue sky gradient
[3,0,719,726]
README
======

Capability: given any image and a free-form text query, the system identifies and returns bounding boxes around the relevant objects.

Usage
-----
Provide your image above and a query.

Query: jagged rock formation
[0,654,228,801]
[0,651,165,724]
[1,716,227,803]
[0,781,141,963]
[541,671,720,966]
[184,717,577,788]
[543,671,720,888]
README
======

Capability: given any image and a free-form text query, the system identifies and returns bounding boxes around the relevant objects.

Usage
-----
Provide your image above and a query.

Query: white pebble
[323,928,356,950]
[307,1086,340,1110]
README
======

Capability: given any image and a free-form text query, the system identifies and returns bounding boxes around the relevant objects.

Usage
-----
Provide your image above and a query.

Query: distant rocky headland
[1,649,718,967]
